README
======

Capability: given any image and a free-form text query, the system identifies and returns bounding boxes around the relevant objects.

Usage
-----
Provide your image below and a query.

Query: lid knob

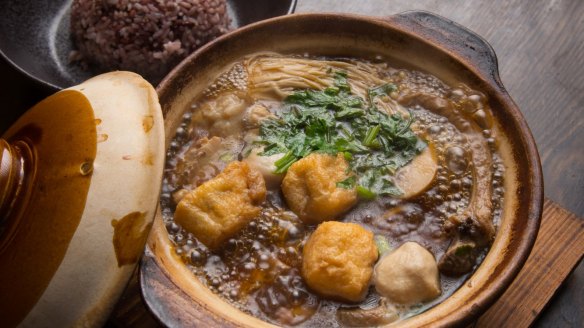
[0,138,35,253]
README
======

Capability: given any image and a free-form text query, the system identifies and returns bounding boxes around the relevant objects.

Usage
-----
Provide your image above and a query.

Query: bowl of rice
[0,0,297,91]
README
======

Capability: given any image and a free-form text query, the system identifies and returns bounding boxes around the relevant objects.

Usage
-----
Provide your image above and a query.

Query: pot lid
[0,72,165,327]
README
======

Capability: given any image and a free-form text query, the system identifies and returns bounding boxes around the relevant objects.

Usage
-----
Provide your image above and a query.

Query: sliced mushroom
[394,144,438,199]
[438,238,478,276]
[336,301,399,327]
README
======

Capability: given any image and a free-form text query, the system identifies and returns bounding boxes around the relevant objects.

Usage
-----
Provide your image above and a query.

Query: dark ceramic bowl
[0,0,297,92]
[143,11,543,328]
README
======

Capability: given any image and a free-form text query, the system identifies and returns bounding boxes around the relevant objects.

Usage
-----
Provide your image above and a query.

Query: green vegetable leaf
[374,235,392,256]
[333,71,351,92]
[257,69,424,198]
[356,185,377,200]
[368,83,398,104]
[336,176,356,189]
[363,125,381,147]
[274,151,298,174]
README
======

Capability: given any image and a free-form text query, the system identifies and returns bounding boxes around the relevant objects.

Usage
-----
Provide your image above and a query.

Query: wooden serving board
[474,199,584,328]
[106,198,584,327]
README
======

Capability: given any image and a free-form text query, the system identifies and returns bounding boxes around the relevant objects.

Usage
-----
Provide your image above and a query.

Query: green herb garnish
[374,235,392,256]
[368,83,398,104]
[336,176,356,189]
[256,70,425,198]
[219,153,235,162]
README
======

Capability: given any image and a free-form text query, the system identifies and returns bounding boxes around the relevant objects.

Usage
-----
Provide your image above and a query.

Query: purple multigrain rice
[70,0,231,83]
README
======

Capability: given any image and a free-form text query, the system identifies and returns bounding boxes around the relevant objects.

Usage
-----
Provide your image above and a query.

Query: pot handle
[383,11,506,92]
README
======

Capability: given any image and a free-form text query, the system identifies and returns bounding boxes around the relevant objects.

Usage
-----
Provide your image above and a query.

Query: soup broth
[160,54,505,327]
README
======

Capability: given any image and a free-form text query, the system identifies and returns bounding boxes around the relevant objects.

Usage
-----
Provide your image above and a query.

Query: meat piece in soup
[161,53,507,327]
[191,92,248,137]
[373,242,442,304]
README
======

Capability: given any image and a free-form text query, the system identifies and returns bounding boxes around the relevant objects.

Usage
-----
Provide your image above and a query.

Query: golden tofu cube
[282,153,357,224]
[302,221,378,302]
[174,161,266,249]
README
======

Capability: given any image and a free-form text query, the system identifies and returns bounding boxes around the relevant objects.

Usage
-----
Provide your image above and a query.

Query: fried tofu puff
[174,161,266,249]
[282,153,357,224]
[302,222,378,302]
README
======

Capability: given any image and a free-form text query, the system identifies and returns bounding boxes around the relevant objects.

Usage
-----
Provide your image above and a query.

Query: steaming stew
[160,54,505,327]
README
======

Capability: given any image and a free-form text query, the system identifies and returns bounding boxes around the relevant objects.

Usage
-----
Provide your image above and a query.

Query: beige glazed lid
[0,72,165,327]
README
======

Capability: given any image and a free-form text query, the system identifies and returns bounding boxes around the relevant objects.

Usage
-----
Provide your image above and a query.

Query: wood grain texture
[475,199,584,327]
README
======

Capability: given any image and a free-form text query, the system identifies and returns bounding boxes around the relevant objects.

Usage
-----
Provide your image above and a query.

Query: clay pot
[144,12,543,328]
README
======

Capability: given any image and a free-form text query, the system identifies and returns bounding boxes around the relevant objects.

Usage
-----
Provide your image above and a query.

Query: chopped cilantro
[356,185,377,200]
[336,176,356,189]
[256,70,426,198]
[368,83,398,104]
[333,71,351,92]
[374,235,392,256]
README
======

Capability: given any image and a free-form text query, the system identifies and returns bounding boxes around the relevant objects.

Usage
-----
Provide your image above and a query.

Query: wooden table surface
[1,0,582,327]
